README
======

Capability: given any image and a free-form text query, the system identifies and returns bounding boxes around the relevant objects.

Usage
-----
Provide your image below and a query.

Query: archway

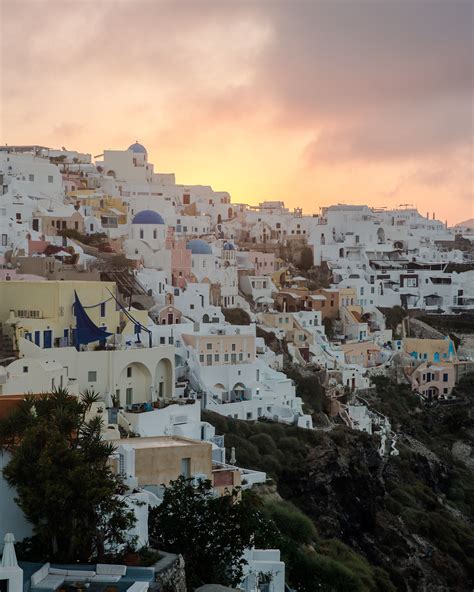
[217,214,222,224]
[155,357,173,399]
[213,383,227,402]
[118,362,152,407]
[377,227,386,244]
[231,382,247,402]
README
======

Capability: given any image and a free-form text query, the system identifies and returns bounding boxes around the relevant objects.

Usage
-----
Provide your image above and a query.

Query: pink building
[411,362,456,398]
[247,251,275,276]
[171,239,192,286]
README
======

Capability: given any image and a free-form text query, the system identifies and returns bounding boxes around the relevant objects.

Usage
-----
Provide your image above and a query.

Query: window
[207,343,212,350]
[153,229,157,239]
[224,354,229,362]
[100,302,106,317]
[29,173,34,181]
[127,367,132,378]
[231,343,236,351]
[160,336,165,344]
[88,371,97,382]
[214,354,219,362]
[1,234,7,246]
[199,354,204,363]
[206,354,212,365]
[231,353,237,363]
[443,373,448,382]
[23,366,28,373]
[48,175,54,183]
[139,229,144,239]
[239,353,243,361]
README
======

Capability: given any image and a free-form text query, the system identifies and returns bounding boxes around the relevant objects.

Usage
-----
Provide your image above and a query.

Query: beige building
[34,209,85,236]
[116,436,213,488]
[114,436,241,495]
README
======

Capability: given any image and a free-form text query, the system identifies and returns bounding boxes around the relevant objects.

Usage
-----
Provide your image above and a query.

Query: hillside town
[0,142,473,592]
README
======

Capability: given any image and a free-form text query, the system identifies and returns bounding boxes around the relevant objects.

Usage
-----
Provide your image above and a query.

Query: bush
[249,433,278,455]
[264,500,318,545]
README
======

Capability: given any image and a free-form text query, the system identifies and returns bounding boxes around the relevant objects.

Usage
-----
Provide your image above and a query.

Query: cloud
[0,0,472,223]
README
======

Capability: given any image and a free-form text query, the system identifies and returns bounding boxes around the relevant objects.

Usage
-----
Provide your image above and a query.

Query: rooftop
[115,435,209,449]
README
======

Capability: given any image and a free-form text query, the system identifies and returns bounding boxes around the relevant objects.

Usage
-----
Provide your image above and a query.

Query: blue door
[434,352,440,363]
[43,330,52,348]
[34,331,41,346]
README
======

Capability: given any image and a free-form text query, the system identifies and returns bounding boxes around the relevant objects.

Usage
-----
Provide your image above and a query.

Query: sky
[1,0,473,224]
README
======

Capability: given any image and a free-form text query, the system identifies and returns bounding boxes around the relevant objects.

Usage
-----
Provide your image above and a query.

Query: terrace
[20,562,154,592]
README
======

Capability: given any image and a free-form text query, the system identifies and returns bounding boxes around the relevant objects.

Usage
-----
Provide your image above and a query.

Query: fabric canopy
[73,291,112,349]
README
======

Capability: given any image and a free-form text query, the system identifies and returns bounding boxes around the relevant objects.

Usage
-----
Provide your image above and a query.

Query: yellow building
[403,338,456,363]
[0,280,119,349]
[312,287,357,320]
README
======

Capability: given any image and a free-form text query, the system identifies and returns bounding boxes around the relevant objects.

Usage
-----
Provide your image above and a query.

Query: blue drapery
[73,291,112,350]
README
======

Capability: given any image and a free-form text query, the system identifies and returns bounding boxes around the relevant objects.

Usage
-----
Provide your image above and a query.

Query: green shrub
[264,500,318,545]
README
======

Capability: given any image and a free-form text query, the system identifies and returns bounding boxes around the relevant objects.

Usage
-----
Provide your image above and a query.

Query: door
[43,330,52,348]
[168,313,174,324]
[126,388,133,406]
[180,457,191,478]
[34,331,41,346]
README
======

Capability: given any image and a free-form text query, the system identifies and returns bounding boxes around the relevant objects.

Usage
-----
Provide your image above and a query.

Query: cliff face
[205,381,474,591]
[278,427,473,591]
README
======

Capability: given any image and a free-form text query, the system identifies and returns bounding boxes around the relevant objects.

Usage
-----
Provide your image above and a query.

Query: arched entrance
[155,358,173,399]
[118,362,152,407]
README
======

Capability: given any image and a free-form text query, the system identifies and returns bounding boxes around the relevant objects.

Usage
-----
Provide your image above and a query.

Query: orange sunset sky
[1,0,473,224]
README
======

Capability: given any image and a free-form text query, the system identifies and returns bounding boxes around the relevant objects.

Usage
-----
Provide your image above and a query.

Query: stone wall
[150,551,186,592]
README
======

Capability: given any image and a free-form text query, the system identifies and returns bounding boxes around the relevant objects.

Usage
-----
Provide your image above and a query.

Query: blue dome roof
[186,239,212,255]
[128,142,147,154]
[223,242,235,250]
[132,210,165,225]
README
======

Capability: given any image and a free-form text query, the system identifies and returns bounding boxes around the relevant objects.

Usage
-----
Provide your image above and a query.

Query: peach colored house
[247,251,275,276]
[411,362,456,398]
[339,341,382,368]
[181,332,256,366]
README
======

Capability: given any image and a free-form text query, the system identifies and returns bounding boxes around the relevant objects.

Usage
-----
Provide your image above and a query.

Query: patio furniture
[30,563,126,590]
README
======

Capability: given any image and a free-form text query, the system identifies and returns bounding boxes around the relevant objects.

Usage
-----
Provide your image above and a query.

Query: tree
[384,305,407,335]
[0,389,136,563]
[149,476,278,587]
[322,316,334,339]
[299,246,314,272]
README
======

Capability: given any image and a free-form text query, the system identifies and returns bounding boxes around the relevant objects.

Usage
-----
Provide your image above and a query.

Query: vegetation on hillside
[223,307,251,325]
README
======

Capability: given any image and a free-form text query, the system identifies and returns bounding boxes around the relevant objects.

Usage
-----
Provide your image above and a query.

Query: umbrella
[1,533,18,567]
